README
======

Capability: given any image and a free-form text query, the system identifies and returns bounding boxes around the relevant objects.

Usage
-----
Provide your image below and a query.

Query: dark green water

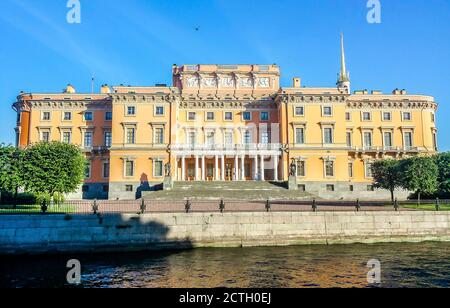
[1,242,449,288]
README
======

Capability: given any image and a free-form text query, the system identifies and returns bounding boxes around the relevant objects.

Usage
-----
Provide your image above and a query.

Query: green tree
[0,144,24,201]
[435,152,450,198]
[401,156,439,204]
[21,142,86,201]
[371,159,402,203]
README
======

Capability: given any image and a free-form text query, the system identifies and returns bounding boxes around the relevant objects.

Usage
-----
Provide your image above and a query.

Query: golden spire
[338,33,350,83]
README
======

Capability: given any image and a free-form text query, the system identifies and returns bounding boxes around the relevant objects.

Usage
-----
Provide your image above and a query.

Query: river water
[1,242,449,288]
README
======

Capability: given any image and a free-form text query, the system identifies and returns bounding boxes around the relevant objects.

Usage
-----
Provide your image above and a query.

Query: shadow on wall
[0,214,194,286]
[135,173,163,199]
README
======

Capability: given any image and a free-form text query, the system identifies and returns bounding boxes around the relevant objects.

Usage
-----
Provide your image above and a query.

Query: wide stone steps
[145,181,316,201]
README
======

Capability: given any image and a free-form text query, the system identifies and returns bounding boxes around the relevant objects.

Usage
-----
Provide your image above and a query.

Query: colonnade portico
[173,152,281,182]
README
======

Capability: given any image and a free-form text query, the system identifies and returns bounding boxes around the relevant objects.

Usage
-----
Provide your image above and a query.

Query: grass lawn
[402,204,450,211]
[0,205,77,214]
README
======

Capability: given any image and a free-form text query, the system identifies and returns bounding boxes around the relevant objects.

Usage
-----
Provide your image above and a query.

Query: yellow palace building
[13,37,439,200]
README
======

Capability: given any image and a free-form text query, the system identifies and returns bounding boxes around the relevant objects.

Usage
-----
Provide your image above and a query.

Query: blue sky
[0,0,449,150]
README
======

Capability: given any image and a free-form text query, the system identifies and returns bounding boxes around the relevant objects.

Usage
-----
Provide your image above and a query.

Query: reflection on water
[1,242,449,288]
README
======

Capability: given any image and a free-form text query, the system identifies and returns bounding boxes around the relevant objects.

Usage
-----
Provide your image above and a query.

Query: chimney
[293,77,301,88]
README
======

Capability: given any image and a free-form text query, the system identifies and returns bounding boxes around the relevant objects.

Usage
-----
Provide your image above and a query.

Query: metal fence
[0,198,448,215]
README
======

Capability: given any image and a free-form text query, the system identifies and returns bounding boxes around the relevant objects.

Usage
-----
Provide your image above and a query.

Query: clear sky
[0,0,449,150]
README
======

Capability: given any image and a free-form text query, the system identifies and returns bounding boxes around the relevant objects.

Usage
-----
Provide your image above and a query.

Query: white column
[221,155,225,181]
[254,155,259,180]
[174,157,178,181]
[241,155,245,181]
[195,155,199,181]
[201,155,206,181]
[273,155,279,181]
[234,156,239,181]
[260,155,265,181]
[215,155,219,181]
[181,156,186,181]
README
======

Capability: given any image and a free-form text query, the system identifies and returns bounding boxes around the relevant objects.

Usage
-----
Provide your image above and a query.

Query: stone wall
[0,211,449,255]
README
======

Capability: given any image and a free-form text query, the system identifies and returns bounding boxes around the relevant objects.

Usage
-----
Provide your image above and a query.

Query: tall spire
[337,33,350,93]
[339,33,349,82]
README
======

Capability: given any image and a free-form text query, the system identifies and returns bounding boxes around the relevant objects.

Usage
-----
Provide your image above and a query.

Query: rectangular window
[224,112,233,121]
[362,112,372,121]
[104,132,112,147]
[367,185,375,192]
[154,161,163,177]
[383,112,392,121]
[155,106,164,116]
[127,106,136,116]
[404,132,413,148]
[349,185,354,192]
[323,128,333,144]
[345,112,351,121]
[125,185,133,192]
[296,161,306,177]
[363,132,373,148]
[41,131,50,142]
[206,112,215,121]
[348,162,354,178]
[323,106,332,116]
[346,132,352,147]
[188,112,196,121]
[188,132,196,146]
[243,112,251,121]
[261,132,270,144]
[295,106,304,116]
[326,184,335,192]
[85,162,91,179]
[84,112,93,121]
[384,132,393,148]
[126,128,136,144]
[431,113,435,123]
[63,112,72,121]
[433,133,438,151]
[298,184,306,192]
[62,132,71,144]
[403,112,412,121]
[125,161,134,177]
[225,132,234,145]
[84,132,92,147]
[325,161,334,177]
[296,128,305,144]
[260,112,269,121]
[42,112,51,121]
[105,111,113,121]
[154,128,164,144]
[206,132,215,146]
[365,162,373,178]
[243,131,251,145]
[103,161,110,178]
[207,164,214,178]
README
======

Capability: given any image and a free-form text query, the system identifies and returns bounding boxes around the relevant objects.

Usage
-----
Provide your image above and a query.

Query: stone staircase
[145,181,316,201]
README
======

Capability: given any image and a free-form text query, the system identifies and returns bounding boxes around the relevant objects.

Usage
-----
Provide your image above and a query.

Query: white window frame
[102,160,110,179]
[323,127,334,144]
[294,105,305,117]
[126,106,136,117]
[361,111,372,121]
[83,131,93,148]
[362,130,373,148]
[205,111,215,122]
[382,111,392,122]
[260,111,269,122]
[242,111,252,121]
[154,106,165,116]
[124,159,135,178]
[322,106,333,117]
[403,131,414,148]
[402,111,412,122]
[62,111,72,121]
[295,126,305,145]
[153,160,164,178]
[187,112,196,121]
[61,130,72,144]
[224,111,233,121]
[345,112,351,121]
[41,111,51,121]
[296,159,306,177]
[323,159,335,178]
[364,161,374,179]
[84,111,94,122]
